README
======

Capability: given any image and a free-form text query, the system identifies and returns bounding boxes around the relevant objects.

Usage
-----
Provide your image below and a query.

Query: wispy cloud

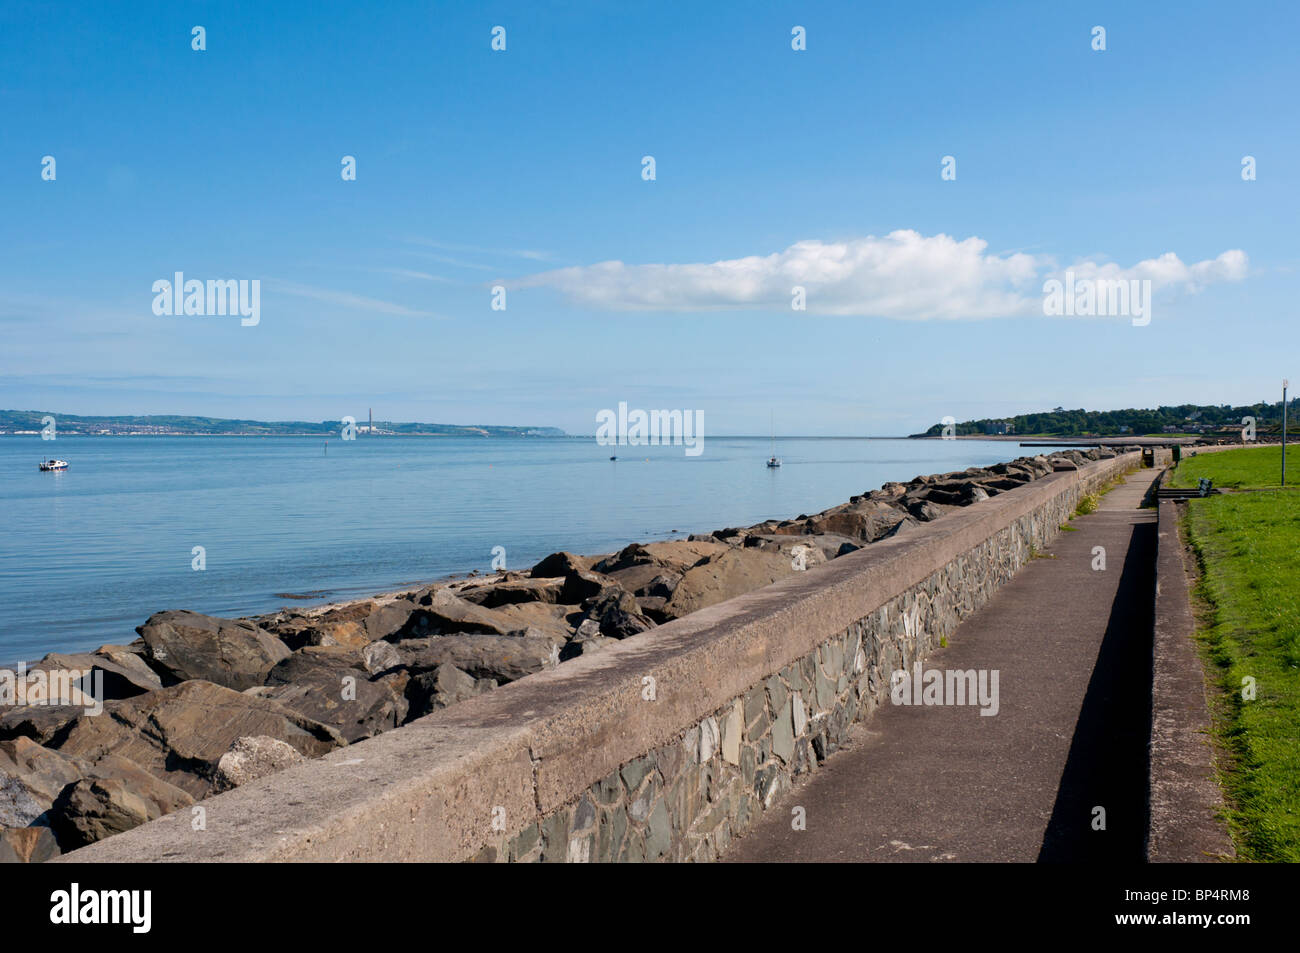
[379,268,452,283]
[512,230,1248,320]
[402,236,553,264]
[266,279,441,317]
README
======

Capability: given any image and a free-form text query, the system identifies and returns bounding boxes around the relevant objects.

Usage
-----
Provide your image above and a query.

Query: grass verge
[1183,493,1300,861]
[1168,444,1296,490]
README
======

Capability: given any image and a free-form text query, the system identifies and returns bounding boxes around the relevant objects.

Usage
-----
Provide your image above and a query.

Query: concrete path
[724,470,1160,863]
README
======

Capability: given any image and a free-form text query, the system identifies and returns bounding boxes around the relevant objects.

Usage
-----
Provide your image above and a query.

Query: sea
[1,434,1028,664]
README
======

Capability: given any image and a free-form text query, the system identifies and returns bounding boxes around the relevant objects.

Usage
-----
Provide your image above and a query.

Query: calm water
[0,435,1022,664]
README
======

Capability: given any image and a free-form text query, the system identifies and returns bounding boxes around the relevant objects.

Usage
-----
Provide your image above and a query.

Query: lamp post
[1284,380,1289,487]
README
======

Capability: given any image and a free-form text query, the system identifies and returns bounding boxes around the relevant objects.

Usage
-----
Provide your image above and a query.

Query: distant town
[913,401,1295,438]
[0,409,565,438]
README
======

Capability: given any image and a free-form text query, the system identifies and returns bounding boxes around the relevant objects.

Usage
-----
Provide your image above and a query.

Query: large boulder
[29,651,161,700]
[580,586,656,639]
[0,737,84,826]
[458,576,564,608]
[529,552,596,577]
[741,535,835,566]
[48,773,191,850]
[404,664,497,720]
[558,569,615,605]
[262,646,409,742]
[489,601,581,643]
[50,680,343,799]
[661,548,798,619]
[765,499,909,542]
[137,611,290,690]
[0,706,83,745]
[593,540,728,576]
[603,562,681,598]
[212,736,307,792]
[393,631,560,684]
[403,589,525,638]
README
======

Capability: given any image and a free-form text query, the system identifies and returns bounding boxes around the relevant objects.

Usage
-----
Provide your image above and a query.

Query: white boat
[766,412,781,467]
[39,459,68,471]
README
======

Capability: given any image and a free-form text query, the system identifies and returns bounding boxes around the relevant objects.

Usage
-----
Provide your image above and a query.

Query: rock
[0,664,101,708]
[0,774,44,829]
[0,738,83,826]
[559,569,613,605]
[581,586,655,639]
[634,596,671,623]
[50,680,344,799]
[917,482,971,505]
[907,499,947,522]
[0,825,60,863]
[362,639,402,675]
[258,602,373,650]
[560,621,619,660]
[39,753,193,850]
[137,611,291,690]
[0,706,83,745]
[742,535,832,569]
[459,577,563,608]
[49,778,162,849]
[393,632,560,683]
[982,476,1031,491]
[765,499,909,542]
[661,548,797,619]
[404,664,497,719]
[962,484,990,503]
[263,646,409,743]
[574,636,619,657]
[489,601,581,643]
[213,736,307,792]
[529,552,596,577]
[594,540,727,575]
[31,650,161,699]
[403,589,524,638]
[361,600,418,641]
[603,563,682,598]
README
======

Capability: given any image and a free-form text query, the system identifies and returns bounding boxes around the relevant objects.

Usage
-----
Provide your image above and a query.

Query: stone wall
[485,453,1133,863]
[63,452,1138,864]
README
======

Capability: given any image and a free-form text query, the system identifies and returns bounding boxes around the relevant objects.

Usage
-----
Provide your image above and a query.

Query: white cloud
[1049,249,1248,292]
[512,230,1248,320]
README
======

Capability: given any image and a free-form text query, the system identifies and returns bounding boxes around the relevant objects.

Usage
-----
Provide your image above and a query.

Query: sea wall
[63,451,1139,863]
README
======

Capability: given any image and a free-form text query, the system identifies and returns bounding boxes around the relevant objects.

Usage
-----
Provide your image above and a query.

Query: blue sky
[2,0,1296,435]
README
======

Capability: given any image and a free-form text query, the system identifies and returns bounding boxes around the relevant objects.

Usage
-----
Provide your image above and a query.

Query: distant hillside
[0,410,565,437]
[914,402,1295,438]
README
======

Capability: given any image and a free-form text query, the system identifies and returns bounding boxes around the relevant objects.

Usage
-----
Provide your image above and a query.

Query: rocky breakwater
[0,447,1129,861]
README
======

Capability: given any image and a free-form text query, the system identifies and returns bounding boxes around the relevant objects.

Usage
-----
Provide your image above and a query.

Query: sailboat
[766,412,781,468]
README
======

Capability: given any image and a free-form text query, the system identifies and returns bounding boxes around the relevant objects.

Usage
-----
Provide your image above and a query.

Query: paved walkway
[724,470,1160,862]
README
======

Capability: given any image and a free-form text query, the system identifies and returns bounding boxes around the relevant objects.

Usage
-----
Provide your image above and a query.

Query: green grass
[1168,445,1297,490]
[1184,493,1300,861]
